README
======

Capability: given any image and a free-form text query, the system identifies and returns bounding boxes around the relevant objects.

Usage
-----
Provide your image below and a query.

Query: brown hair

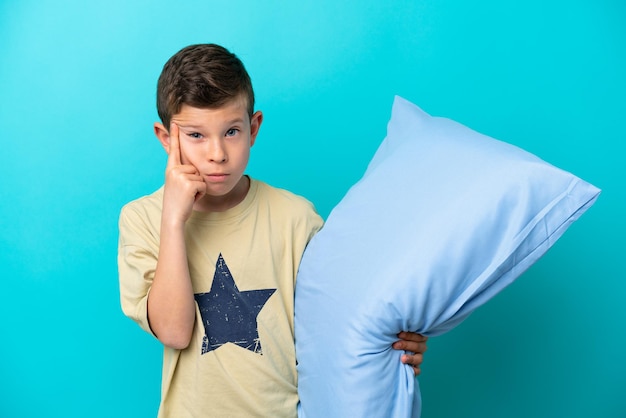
[156,44,255,129]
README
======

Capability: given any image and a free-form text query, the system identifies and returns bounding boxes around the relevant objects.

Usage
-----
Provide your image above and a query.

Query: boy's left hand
[393,332,428,376]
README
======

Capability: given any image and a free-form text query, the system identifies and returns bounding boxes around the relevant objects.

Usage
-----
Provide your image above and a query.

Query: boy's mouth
[206,173,229,182]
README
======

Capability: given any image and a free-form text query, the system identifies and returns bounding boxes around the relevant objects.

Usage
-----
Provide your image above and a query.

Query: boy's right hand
[162,123,207,225]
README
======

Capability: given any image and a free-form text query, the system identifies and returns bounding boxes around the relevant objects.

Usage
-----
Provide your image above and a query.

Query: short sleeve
[117,200,161,337]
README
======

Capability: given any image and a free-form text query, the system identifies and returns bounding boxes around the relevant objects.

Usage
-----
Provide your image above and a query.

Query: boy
[118,43,427,417]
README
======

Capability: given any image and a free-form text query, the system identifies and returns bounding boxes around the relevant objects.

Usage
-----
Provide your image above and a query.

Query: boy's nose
[206,140,227,162]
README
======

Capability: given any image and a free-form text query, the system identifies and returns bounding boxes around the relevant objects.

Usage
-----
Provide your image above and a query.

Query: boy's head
[157,44,255,129]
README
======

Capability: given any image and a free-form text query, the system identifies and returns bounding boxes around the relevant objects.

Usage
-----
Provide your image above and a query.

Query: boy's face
[155,98,263,211]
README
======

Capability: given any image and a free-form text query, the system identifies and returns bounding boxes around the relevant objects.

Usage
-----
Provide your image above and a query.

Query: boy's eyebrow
[223,117,246,125]
[177,123,204,130]
[177,118,246,129]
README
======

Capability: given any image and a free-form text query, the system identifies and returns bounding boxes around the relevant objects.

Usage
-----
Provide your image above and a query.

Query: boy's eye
[225,128,239,137]
[188,132,203,139]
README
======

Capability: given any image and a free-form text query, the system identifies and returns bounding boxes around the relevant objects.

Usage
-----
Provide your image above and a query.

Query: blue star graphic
[194,253,276,355]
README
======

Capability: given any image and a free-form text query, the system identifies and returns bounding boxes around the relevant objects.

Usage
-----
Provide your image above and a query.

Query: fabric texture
[294,96,600,418]
[118,178,323,418]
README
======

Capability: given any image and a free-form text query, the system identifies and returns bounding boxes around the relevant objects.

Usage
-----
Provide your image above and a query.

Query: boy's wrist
[160,215,188,231]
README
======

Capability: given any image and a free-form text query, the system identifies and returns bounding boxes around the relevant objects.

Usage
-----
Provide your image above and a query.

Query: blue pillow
[294,96,600,418]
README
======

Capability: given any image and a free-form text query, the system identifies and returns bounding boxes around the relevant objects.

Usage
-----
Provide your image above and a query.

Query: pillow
[294,96,600,418]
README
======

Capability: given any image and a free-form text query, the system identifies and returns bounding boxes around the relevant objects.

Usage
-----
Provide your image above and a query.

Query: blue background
[1,1,623,417]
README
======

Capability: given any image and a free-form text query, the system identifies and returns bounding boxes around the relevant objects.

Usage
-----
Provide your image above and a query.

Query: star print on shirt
[194,253,276,355]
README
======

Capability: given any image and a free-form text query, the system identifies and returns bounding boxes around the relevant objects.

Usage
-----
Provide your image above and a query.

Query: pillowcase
[294,96,600,418]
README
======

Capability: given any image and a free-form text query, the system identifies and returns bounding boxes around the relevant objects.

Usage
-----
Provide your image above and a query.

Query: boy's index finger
[167,122,182,167]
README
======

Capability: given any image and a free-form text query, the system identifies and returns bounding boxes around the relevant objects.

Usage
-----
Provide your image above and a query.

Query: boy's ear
[154,122,171,152]
[250,111,263,147]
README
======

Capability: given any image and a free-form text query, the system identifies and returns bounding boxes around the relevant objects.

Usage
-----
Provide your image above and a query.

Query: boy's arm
[147,123,207,349]
[393,332,428,376]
